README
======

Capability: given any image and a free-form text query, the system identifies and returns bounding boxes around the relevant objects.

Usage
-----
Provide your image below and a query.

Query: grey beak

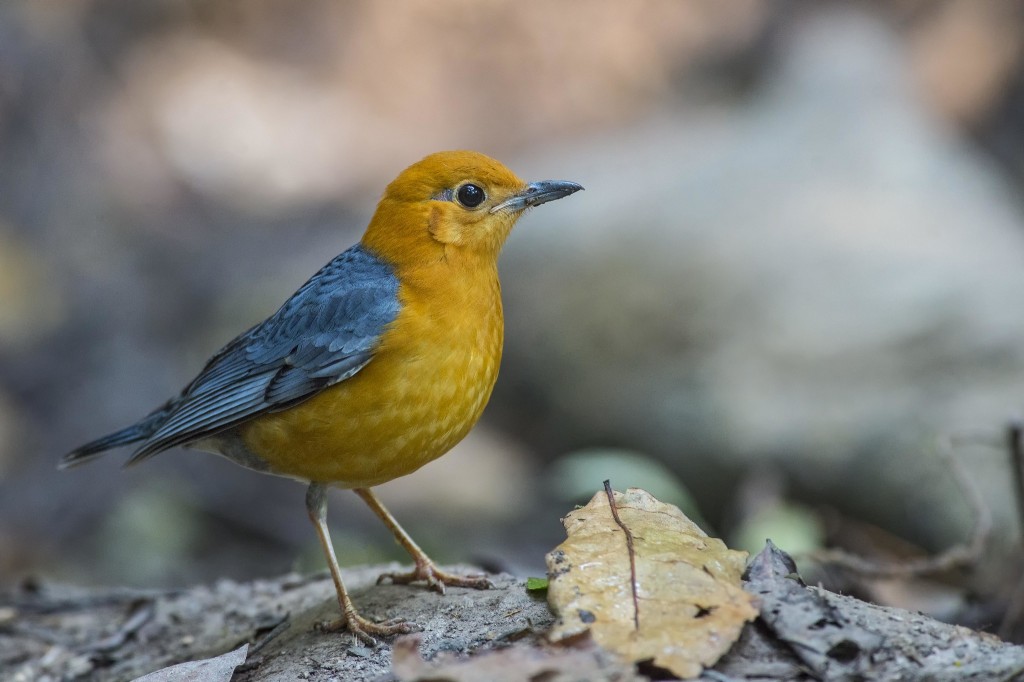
[490,180,584,213]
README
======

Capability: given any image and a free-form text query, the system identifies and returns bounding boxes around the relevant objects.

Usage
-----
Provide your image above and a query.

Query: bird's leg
[305,483,417,643]
[353,487,494,594]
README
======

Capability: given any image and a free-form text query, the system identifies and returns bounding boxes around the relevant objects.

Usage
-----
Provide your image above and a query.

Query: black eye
[456,183,485,208]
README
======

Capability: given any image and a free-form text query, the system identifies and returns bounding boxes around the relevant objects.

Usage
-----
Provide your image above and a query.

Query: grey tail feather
[59,424,152,469]
[123,438,177,468]
[59,402,177,470]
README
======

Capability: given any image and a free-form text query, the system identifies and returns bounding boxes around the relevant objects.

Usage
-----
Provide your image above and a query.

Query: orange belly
[238,275,503,488]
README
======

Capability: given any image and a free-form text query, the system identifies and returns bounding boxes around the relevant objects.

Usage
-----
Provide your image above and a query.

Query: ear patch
[428,204,461,245]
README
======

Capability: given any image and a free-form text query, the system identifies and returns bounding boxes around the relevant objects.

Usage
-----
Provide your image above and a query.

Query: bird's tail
[59,402,174,469]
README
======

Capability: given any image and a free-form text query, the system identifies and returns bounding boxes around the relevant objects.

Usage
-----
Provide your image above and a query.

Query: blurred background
[3,0,1024,639]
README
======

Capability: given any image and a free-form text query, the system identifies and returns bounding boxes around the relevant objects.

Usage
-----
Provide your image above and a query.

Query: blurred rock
[731,501,825,561]
[374,426,532,518]
[498,7,1024,571]
[99,34,385,216]
[549,448,701,521]
[0,226,64,350]
[0,390,22,479]
[93,0,770,215]
[96,478,204,585]
[904,1,1024,127]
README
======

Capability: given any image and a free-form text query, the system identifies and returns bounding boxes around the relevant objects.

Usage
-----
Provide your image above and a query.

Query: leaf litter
[546,484,758,679]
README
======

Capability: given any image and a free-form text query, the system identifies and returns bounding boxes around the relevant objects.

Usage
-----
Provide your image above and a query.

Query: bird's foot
[317,612,419,646]
[377,561,494,595]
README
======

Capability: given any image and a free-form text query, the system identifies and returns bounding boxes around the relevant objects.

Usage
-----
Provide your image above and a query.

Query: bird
[61,150,583,643]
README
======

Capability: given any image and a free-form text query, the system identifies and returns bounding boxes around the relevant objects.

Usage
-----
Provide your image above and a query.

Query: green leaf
[526,576,549,592]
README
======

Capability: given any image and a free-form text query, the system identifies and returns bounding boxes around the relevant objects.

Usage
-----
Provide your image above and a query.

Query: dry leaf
[133,644,249,682]
[547,486,758,679]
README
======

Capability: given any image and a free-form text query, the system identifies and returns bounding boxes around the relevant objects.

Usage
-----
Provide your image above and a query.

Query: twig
[250,612,291,655]
[1008,420,1024,543]
[0,620,76,647]
[803,433,991,577]
[999,419,1024,639]
[233,610,293,674]
[86,599,155,653]
[999,575,1024,641]
[603,480,640,630]
[2,585,181,614]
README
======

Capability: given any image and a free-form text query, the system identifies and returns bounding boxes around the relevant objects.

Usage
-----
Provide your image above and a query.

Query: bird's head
[362,150,582,267]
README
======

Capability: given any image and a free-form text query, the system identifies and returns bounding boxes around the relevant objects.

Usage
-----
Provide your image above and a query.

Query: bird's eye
[456,183,485,208]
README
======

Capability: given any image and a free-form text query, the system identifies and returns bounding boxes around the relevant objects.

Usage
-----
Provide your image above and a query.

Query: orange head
[362,151,582,267]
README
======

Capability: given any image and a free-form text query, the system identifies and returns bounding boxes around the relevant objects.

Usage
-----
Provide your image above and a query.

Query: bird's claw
[317,613,419,645]
[377,562,494,595]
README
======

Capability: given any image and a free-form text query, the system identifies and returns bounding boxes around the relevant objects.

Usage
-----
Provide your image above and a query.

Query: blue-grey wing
[127,244,400,462]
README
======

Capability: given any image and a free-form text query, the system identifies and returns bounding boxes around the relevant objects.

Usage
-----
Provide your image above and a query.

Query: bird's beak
[490,180,584,214]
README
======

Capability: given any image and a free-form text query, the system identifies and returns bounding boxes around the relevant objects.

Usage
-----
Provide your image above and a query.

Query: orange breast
[239,260,503,488]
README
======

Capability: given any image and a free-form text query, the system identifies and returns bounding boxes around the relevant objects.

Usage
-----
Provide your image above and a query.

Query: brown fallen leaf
[547,485,758,679]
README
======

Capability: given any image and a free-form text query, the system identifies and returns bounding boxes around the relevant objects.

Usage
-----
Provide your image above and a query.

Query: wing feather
[127,244,400,463]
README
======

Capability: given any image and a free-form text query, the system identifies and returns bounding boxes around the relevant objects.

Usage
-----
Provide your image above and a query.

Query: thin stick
[1008,420,1024,543]
[998,420,1024,639]
[603,480,640,630]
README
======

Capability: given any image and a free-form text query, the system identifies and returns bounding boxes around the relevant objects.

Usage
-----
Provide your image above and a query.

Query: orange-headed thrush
[61,151,583,642]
